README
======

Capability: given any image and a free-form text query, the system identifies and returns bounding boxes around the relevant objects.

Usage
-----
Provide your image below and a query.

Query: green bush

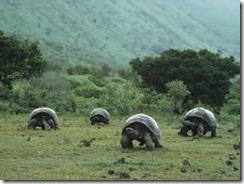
[0,101,10,112]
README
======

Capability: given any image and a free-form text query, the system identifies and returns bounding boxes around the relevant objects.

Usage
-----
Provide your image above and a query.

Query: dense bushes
[3,69,191,117]
[130,49,240,111]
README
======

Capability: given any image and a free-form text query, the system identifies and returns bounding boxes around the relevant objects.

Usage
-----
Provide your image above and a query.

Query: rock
[192,168,203,173]
[118,172,131,179]
[80,139,91,147]
[229,155,237,160]
[80,138,96,147]
[221,170,226,174]
[26,137,31,141]
[107,170,115,175]
[180,166,187,173]
[226,160,233,165]
[233,143,240,150]
[182,158,191,166]
[114,157,127,164]
[233,166,239,171]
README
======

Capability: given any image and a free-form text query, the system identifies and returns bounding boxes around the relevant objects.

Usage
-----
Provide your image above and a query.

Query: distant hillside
[0,0,240,67]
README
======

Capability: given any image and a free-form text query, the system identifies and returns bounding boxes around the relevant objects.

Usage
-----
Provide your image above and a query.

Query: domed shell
[184,107,217,129]
[27,107,59,126]
[89,108,110,121]
[122,113,160,138]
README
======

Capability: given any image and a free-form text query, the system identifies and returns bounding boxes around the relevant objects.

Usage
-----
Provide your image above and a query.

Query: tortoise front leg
[178,126,190,137]
[144,132,154,151]
[154,140,163,148]
[47,119,55,129]
[189,123,204,140]
[42,120,51,130]
[121,135,133,149]
[210,130,217,138]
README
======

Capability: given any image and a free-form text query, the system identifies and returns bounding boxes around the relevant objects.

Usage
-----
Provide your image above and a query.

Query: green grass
[0,113,240,180]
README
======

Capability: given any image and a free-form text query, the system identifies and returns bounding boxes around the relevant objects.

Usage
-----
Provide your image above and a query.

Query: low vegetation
[0,113,240,180]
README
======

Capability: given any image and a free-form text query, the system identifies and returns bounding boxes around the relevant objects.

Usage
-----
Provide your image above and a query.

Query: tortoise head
[183,120,198,128]
[125,127,141,139]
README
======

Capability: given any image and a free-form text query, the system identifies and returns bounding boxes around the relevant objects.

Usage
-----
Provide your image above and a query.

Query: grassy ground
[0,113,240,181]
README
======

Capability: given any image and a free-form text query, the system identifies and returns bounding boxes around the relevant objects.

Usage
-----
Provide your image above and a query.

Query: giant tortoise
[178,107,218,139]
[27,107,59,130]
[89,108,110,125]
[121,113,163,151]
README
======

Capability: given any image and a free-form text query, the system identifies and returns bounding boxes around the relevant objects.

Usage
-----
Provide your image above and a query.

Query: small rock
[180,166,187,173]
[165,167,169,171]
[221,170,226,174]
[229,155,237,160]
[119,172,131,179]
[233,166,239,171]
[233,143,240,150]
[80,138,96,147]
[182,158,191,166]
[236,152,240,155]
[191,168,202,173]
[114,157,127,165]
[80,139,91,147]
[27,137,31,141]
[227,129,233,132]
[107,170,115,175]
[226,160,233,165]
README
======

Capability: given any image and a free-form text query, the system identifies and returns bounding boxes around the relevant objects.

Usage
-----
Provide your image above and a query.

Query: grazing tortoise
[27,107,59,130]
[89,108,110,125]
[121,113,163,151]
[178,107,218,139]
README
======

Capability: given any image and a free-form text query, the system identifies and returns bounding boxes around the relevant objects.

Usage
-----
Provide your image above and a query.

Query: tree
[0,31,47,89]
[130,49,240,110]
[166,80,190,114]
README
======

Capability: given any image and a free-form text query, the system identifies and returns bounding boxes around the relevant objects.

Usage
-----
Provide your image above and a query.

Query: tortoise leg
[154,140,163,148]
[144,132,154,151]
[210,130,217,138]
[27,118,37,129]
[42,120,51,130]
[197,123,204,137]
[191,128,198,137]
[190,123,204,140]
[178,126,189,137]
[121,135,133,149]
[102,117,109,125]
[47,119,55,129]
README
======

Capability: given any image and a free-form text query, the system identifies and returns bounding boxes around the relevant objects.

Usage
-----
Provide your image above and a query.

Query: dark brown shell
[122,113,160,139]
